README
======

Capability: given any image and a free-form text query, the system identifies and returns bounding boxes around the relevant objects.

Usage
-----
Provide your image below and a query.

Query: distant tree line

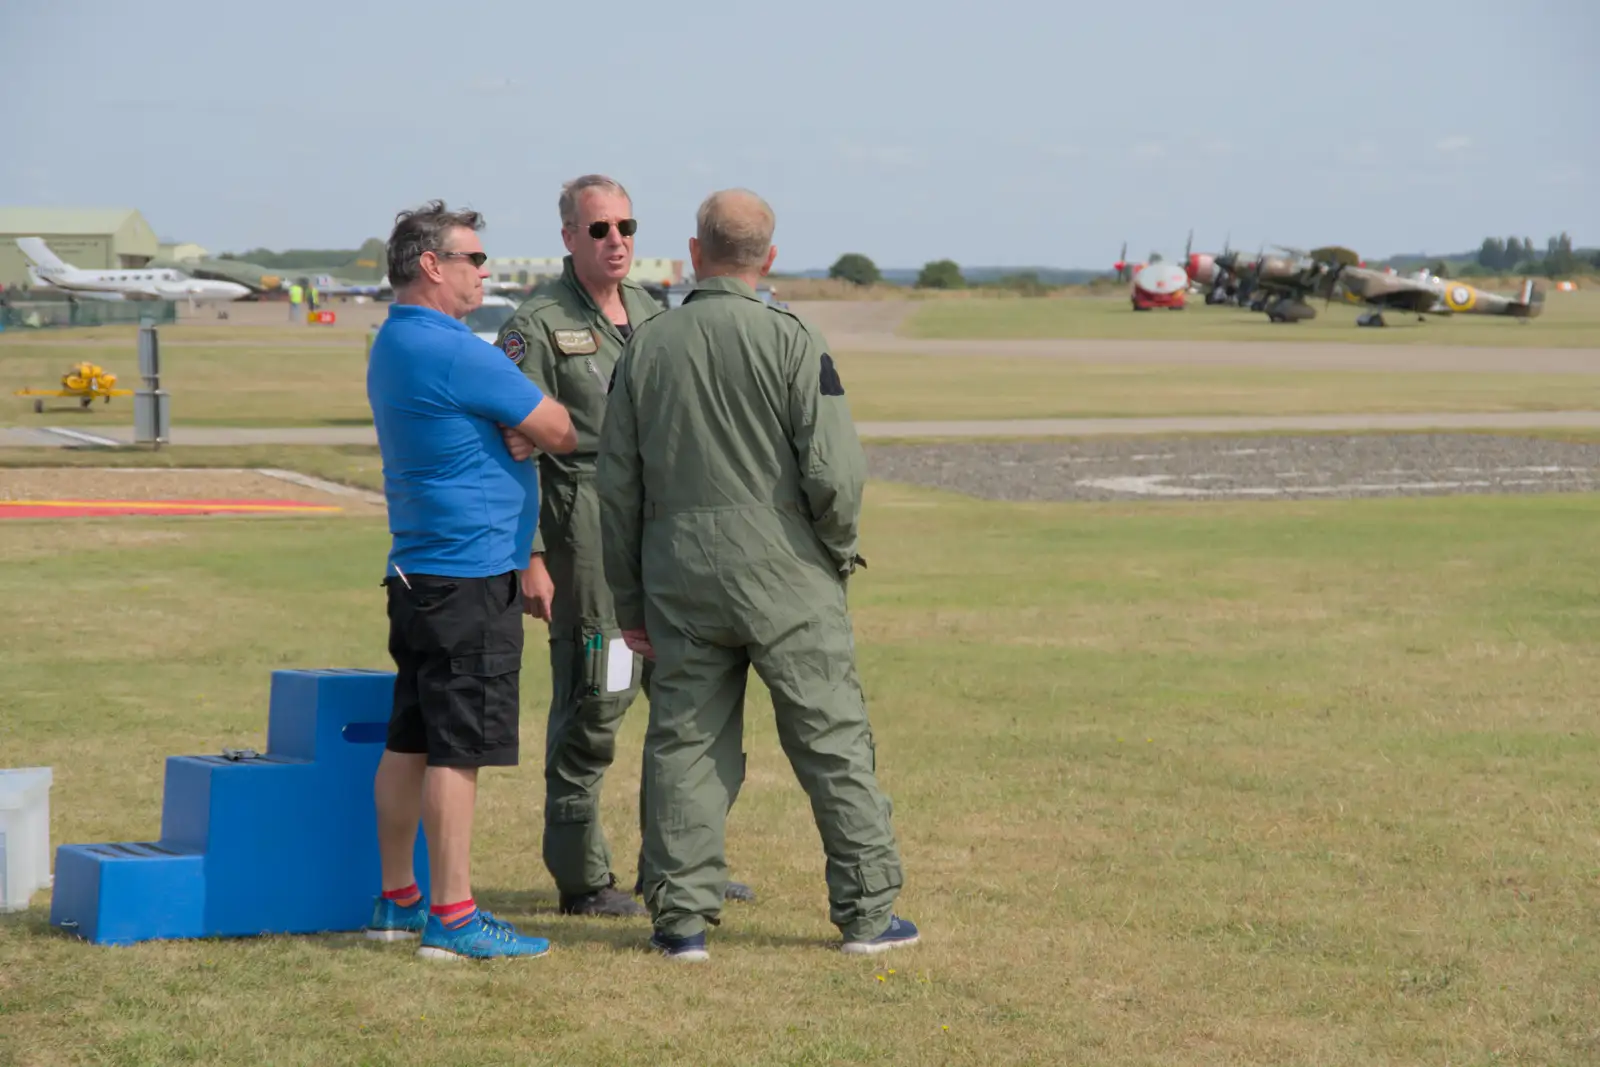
[1473,232,1595,277]
[828,253,1060,295]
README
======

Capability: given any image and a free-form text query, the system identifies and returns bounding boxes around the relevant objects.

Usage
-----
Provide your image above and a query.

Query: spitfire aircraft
[1234,245,1546,326]
[1322,262,1545,326]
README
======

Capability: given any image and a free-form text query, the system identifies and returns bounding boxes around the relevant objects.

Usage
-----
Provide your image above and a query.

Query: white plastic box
[0,767,53,912]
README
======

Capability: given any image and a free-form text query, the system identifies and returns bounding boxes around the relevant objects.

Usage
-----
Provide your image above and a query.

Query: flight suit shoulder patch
[500,329,527,364]
[820,352,845,396]
[550,327,599,355]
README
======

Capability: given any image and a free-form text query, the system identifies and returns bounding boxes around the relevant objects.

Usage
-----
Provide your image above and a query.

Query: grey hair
[558,175,630,229]
[695,189,775,271]
[386,200,484,288]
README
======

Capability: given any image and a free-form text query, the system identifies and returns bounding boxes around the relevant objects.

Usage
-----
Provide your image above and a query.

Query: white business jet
[16,237,252,312]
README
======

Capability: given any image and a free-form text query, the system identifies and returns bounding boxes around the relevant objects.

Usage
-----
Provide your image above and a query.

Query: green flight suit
[494,256,664,896]
[596,275,905,941]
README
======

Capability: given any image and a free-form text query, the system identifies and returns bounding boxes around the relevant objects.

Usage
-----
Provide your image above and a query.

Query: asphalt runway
[865,434,1600,502]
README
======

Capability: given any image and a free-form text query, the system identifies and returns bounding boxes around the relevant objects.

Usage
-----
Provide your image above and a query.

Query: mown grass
[1,475,1597,1066]
[902,288,1600,346]
[9,331,1600,428]
[0,330,373,428]
[834,357,1600,421]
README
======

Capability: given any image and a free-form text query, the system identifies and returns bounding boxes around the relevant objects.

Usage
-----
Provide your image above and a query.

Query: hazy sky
[2,1,1595,271]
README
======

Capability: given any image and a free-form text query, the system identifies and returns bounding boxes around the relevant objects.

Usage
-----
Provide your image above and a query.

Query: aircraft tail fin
[15,237,72,276]
[1514,277,1546,318]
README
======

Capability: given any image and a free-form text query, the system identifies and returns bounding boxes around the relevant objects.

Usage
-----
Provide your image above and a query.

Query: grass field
[2,463,1597,1066]
[8,327,1600,428]
[830,357,1600,421]
[0,330,374,428]
[902,288,1600,346]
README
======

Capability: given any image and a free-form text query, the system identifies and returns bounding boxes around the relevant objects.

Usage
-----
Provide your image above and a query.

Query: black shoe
[559,883,647,918]
[632,876,756,903]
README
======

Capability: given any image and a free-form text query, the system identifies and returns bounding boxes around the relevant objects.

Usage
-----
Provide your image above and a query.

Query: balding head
[691,189,777,279]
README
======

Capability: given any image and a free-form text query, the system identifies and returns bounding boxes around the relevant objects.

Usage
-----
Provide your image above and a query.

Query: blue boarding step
[50,668,429,946]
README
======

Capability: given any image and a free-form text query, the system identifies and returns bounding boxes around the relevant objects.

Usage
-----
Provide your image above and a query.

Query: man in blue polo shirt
[364,199,577,962]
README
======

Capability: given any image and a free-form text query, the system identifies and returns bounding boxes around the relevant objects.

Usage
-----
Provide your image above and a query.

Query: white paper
[605,636,634,693]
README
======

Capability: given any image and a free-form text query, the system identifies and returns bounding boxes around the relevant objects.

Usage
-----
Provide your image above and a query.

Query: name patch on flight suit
[551,328,599,355]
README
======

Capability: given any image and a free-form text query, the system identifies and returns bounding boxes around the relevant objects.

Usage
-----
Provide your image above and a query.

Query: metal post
[133,320,169,448]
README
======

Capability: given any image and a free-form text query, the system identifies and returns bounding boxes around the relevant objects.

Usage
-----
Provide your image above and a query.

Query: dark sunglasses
[434,250,488,267]
[587,218,637,239]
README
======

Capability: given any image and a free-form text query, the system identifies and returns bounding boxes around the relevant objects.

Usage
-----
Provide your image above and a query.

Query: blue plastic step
[50,841,205,945]
[50,668,430,945]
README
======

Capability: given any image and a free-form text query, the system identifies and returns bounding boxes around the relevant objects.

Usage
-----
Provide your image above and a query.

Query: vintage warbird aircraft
[14,362,133,413]
[1200,245,1352,316]
[1250,246,1547,326]
[1323,263,1546,326]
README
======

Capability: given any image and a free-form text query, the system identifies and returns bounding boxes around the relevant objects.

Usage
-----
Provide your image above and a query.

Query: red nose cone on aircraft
[1187,253,1215,284]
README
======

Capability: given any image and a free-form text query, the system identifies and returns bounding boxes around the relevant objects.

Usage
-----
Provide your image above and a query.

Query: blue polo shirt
[366,303,545,578]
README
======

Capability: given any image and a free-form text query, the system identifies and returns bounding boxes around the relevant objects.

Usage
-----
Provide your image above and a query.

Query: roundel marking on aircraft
[1445,284,1477,311]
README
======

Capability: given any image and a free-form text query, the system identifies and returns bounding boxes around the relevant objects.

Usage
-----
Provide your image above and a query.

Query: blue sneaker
[415,910,552,961]
[649,929,710,963]
[364,894,428,941]
[841,915,920,955]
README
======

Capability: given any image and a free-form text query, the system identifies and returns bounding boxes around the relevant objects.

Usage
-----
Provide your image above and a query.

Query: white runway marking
[41,427,120,447]
[1076,474,1579,498]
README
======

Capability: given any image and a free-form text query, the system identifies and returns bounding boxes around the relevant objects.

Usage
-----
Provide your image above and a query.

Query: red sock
[383,883,421,908]
[431,898,476,928]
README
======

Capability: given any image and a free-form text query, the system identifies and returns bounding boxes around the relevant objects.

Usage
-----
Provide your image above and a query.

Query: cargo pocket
[449,650,522,750]
[855,858,904,898]
[548,794,598,826]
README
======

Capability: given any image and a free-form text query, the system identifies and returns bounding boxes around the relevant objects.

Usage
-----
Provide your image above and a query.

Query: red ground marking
[0,498,343,519]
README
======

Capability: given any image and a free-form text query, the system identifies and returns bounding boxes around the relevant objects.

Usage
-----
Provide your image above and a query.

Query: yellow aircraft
[15,362,134,413]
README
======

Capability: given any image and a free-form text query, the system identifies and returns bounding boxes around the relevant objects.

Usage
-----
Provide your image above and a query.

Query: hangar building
[0,207,160,288]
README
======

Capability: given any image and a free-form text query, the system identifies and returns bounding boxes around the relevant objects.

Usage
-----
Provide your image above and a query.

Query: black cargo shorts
[383,570,524,768]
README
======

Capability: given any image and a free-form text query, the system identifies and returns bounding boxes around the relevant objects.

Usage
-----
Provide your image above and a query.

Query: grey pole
[133,317,170,448]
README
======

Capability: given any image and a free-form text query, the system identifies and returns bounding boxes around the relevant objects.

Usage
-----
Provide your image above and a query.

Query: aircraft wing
[1359,279,1441,313]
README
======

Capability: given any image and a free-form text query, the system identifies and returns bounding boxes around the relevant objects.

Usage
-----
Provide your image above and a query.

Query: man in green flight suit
[596,188,919,961]
[495,175,751,917]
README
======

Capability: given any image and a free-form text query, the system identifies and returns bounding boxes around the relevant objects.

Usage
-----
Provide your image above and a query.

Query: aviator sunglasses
[586,218,638,239]
[434,250,488,267]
